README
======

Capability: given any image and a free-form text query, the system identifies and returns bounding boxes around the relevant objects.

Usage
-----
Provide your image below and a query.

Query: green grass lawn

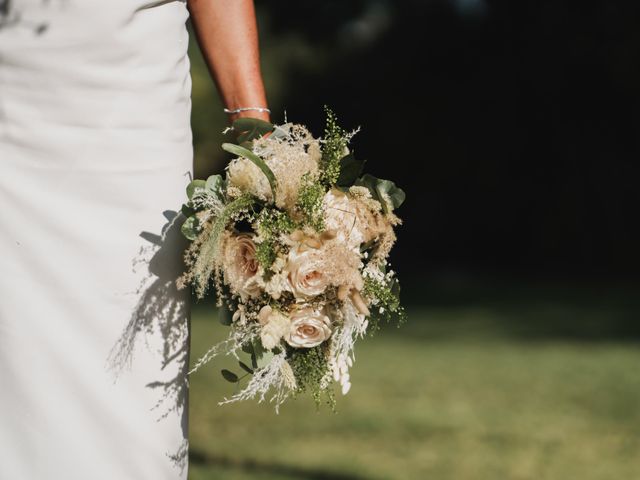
[187,294,640,480]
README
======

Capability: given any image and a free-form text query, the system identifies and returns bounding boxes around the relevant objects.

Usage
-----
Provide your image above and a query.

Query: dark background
[191,0,640,292]
[186,4,640,478]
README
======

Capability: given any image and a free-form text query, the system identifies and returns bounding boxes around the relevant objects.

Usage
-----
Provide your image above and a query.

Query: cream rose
[322,188,366,248]
[285,248,329,299]
[222,233,261,298]
[236,235,259,275]
[324,188,392,250]
[285,307,332,348]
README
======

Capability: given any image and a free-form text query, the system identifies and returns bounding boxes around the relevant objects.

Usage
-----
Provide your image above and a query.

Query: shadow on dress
[0,0,52,34]
[105,210,191,475]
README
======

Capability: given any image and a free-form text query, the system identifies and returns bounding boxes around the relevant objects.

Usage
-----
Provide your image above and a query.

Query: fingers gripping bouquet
[177,108,406,410]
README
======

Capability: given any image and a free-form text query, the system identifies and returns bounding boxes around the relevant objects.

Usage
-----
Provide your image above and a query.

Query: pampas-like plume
[325,300,369,395]
[187,322,259,376]
[218,351,293,413]
[190,194,255,298]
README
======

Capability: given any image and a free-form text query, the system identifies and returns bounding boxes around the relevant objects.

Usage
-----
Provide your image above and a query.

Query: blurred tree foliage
[188,0,639,281]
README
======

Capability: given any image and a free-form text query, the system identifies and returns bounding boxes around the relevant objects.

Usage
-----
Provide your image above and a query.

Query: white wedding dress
[0,1,193,478]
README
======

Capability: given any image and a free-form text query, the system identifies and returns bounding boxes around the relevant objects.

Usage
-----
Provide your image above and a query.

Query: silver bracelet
[223,106,271,115]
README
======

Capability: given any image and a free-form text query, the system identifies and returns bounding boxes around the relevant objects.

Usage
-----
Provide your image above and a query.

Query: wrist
[225,106,271,123]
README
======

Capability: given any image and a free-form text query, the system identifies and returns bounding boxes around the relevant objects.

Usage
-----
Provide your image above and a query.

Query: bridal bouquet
[177,108,405,410]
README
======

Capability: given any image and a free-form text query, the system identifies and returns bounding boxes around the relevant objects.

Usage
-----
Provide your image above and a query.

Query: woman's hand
[187,0,270,125]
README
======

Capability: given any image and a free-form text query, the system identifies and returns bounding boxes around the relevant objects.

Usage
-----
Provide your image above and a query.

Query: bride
[0,0,269,478]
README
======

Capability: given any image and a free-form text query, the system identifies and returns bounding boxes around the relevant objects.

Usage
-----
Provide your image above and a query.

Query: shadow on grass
[189,448,370,480]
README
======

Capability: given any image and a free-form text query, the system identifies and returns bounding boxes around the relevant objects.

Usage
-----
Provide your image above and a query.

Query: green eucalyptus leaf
[375,179,406,213]
[205,174,226,200]
[180,215,199,241]
[270,124,291,141]
[218,306,233,326]
[354,174,376,194]
[186,179,206,201]
[222,143,277,200]
[232,118,274,143]
[221,369,239,383]
[336,153,366,187]
[355,174,406,213]
[181,204,195,218]
[238,361,254,375]
[250,352,258,369]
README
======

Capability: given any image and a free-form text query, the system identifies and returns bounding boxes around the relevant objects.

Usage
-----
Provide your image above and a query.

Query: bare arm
[187,0,270,123]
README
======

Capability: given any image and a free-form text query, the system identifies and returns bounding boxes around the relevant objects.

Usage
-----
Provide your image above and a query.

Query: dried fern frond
[188,194,256,298]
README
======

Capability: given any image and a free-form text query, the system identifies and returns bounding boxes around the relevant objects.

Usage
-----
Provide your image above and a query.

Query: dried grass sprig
[189,194,255,298]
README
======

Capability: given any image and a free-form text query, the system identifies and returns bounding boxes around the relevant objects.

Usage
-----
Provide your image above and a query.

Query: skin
[187,0,271,125]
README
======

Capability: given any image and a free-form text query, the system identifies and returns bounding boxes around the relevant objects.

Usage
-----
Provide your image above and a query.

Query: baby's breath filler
[362,272,406,333]
[289,344,336,410]
[176,113,405,410]
[296,173,326,231]
[253,208,295,270]
[320,106,360,186]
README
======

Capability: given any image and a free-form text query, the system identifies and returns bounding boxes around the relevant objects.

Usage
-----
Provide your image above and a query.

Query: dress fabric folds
[0,1,193,478]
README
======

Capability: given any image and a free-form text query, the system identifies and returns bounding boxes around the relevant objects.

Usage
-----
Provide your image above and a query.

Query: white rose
[322,188,366,248]
[285,307,332,348]
[285,248,329,299]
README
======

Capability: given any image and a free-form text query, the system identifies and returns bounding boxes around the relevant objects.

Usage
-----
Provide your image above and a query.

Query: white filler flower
[258,305,291,350]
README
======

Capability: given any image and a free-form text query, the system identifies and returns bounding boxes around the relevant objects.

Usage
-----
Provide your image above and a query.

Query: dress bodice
[0,0,192,167]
